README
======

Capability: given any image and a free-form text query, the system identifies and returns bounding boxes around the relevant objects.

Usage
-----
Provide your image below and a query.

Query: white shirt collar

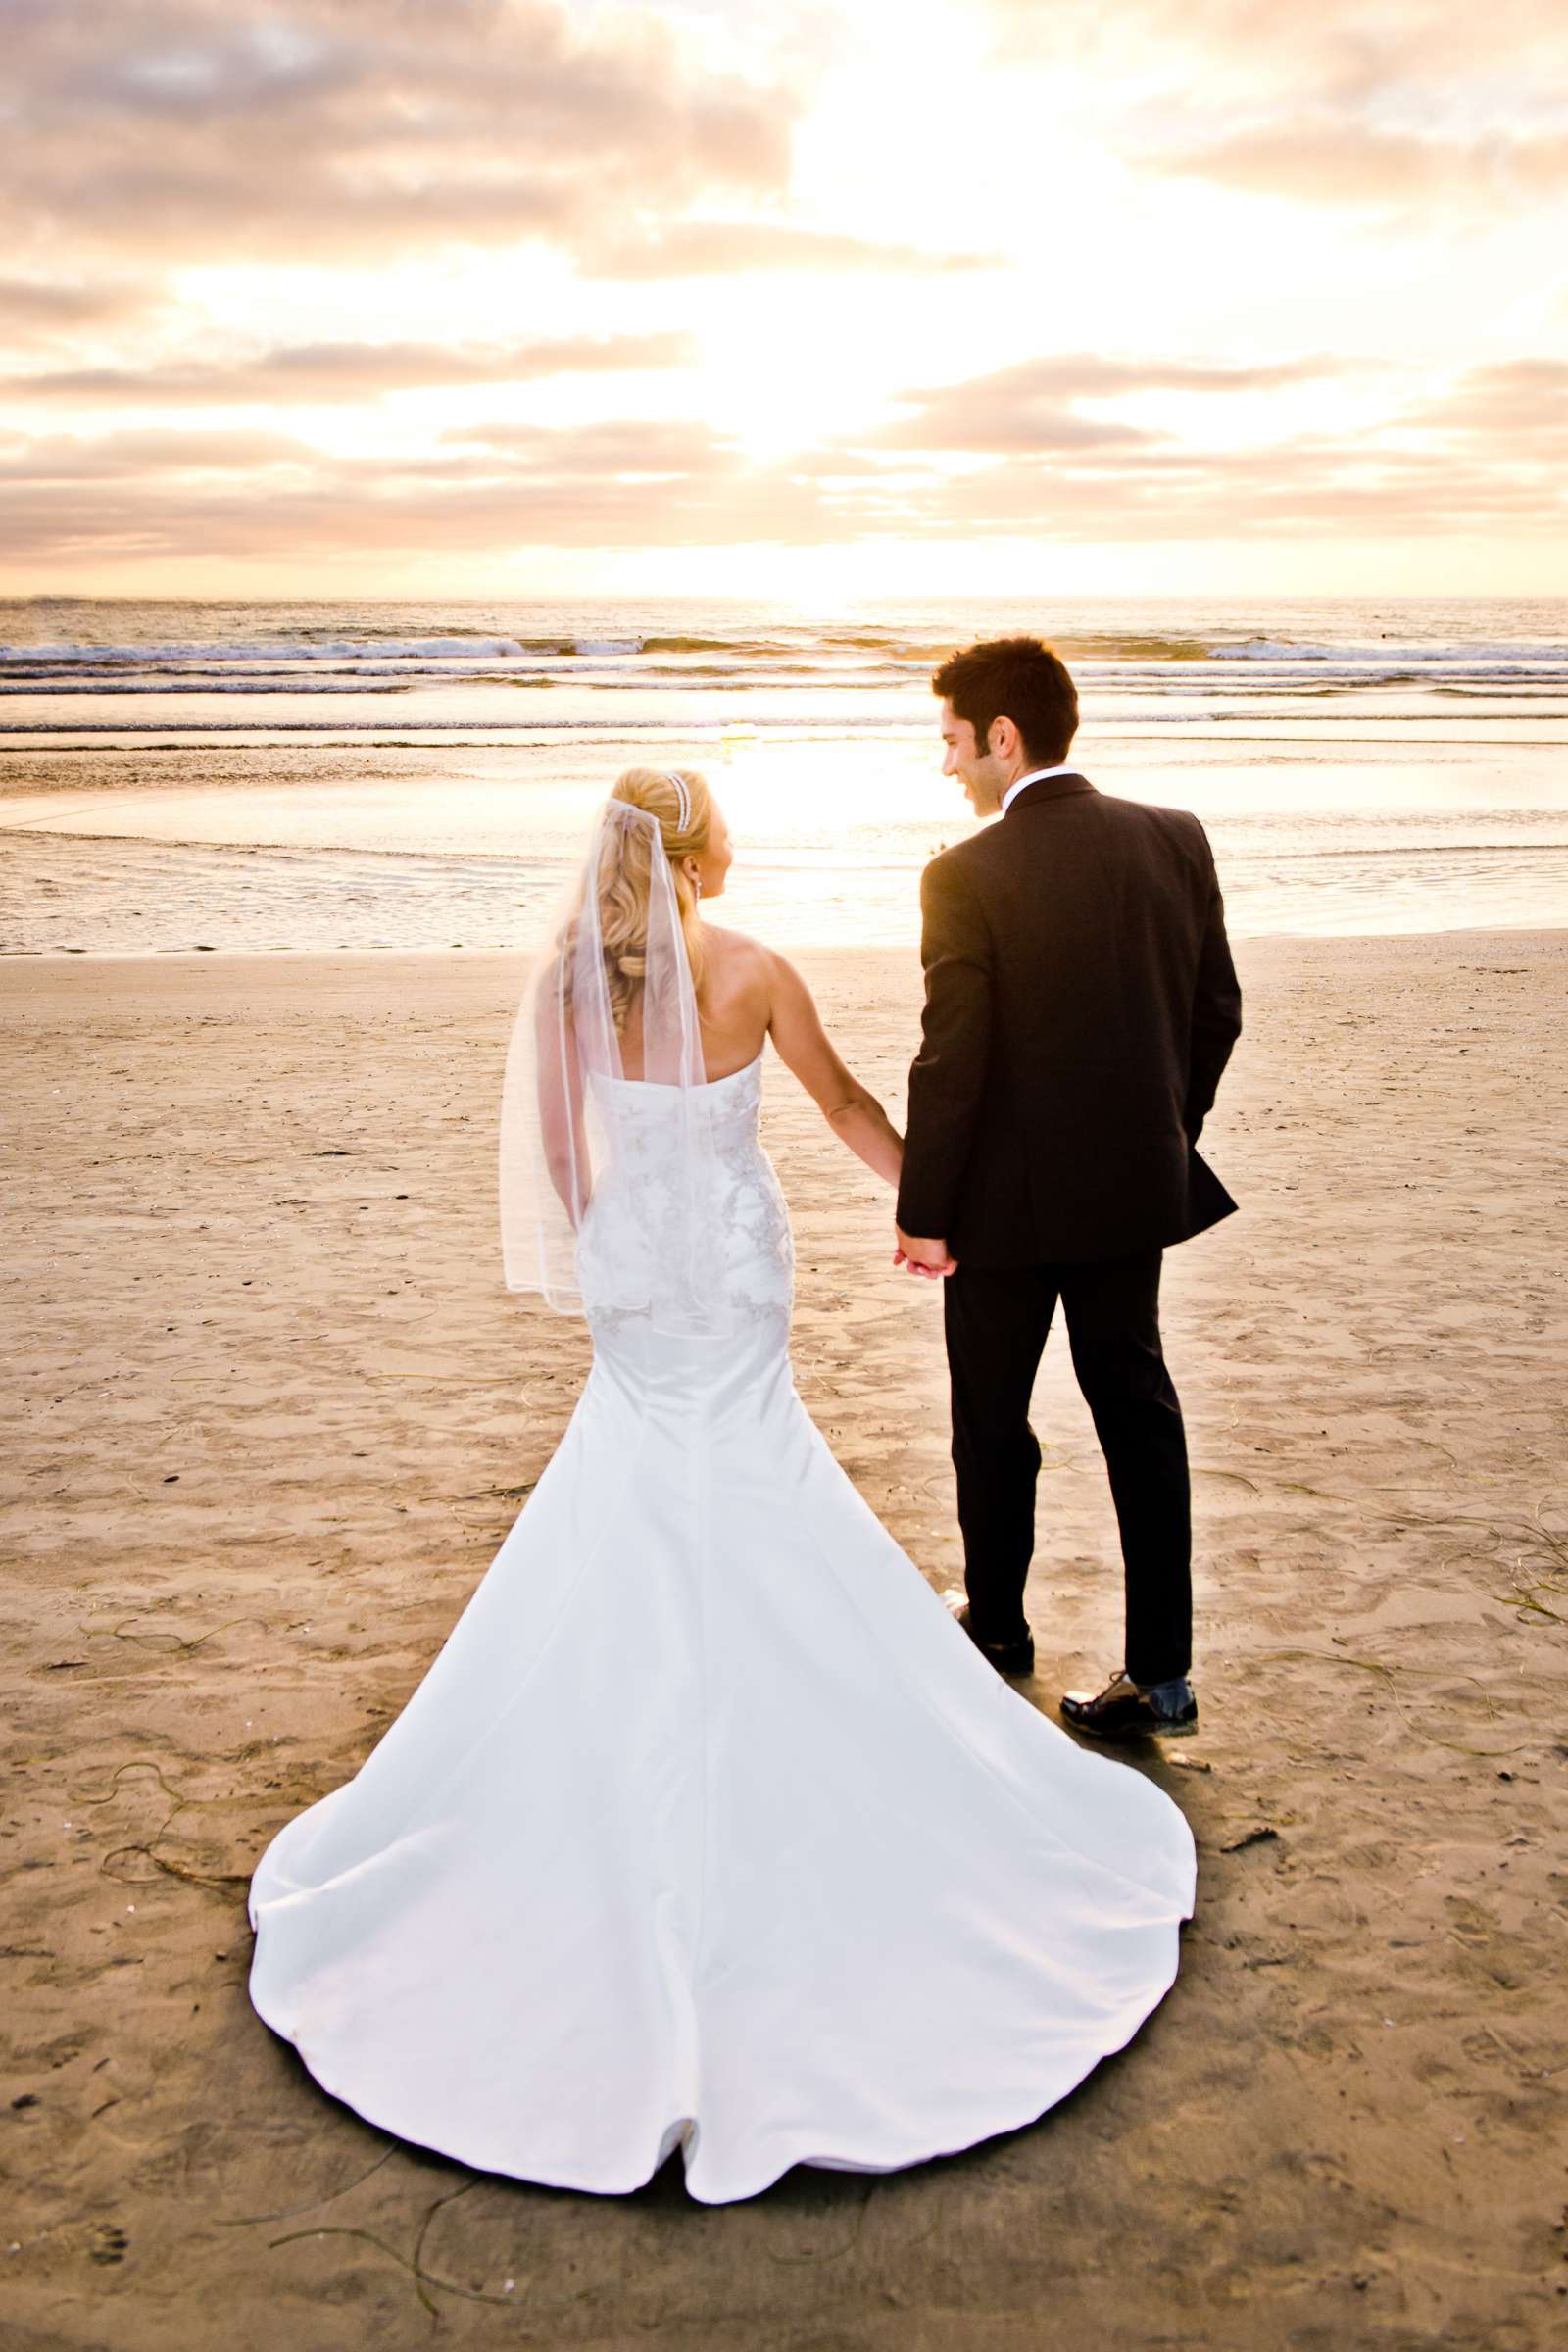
[1001,763,1080,817]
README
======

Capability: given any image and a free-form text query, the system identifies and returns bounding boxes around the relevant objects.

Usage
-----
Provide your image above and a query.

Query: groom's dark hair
[931,636,1079,765]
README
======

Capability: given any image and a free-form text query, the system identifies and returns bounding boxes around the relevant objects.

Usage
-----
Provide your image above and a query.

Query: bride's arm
[764,950,904,1187]
[537,1000,590,1222]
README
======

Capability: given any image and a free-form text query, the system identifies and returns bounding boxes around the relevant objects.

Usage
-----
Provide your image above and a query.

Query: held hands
[893,1225,957,1280]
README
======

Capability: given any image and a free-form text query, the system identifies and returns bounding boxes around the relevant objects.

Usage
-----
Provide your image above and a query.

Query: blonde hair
[591,765,712,1035]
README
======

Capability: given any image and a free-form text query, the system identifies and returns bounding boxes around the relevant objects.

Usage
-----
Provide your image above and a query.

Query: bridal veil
[499,793,725,1337]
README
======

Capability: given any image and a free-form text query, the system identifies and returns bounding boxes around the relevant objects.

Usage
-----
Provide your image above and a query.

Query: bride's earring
[691,869,703,904]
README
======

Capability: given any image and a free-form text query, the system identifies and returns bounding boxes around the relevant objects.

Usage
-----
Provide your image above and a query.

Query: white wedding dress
[248,1049,1197,2205]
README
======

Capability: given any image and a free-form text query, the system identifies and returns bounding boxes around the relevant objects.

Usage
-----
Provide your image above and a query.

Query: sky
[2,0,1566,600]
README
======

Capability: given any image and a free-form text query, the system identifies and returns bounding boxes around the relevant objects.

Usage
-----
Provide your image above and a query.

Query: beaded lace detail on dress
[575,1053,793,1341]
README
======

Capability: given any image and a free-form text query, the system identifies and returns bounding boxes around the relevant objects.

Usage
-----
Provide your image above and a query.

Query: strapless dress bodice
[578,1050,791,1344]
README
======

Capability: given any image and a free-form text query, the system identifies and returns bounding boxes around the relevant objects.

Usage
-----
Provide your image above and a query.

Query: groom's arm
[1185,845,1242,1143]
[896,856,993,1244]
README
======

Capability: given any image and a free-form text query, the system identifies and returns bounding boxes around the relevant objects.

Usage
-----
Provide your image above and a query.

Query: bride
[247,766,1197,2206]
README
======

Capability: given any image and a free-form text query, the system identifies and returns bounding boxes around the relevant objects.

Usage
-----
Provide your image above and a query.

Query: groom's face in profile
[939,699,1011,818]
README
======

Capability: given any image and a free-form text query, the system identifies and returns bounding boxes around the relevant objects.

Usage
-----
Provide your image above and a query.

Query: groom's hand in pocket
[894,1226,957,1279]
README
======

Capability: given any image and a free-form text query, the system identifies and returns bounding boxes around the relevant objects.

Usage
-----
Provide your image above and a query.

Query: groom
[896,635,1242,1740]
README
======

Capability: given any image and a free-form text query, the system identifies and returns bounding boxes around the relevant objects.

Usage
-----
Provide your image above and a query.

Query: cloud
[885,408,1153,456]
[1165,120,1568,210]
[0,408,841,562]
[1,0,794,267]
[876,352,1346,453]
[988,1,1568,99]
[581,221,1000,277]
[989,2,1568,213]
[0,275,154,336]
[1409,357,1568,442]
[3,427,321,480]
[437,417,740,474]
[6,353,1562,570]
[900,437,1568,541]
[0,447,833,564]
[0,332,698,406]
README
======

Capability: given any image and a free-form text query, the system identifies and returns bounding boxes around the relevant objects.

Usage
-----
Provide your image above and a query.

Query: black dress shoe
[1059,1672,1198,1740]
[946,1597,1035,1678]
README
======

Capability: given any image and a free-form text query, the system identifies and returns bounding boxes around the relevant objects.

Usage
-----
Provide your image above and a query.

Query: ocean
[2,595,1565,956]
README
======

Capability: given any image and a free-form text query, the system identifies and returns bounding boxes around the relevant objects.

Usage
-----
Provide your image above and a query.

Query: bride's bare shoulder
[705,925,807,1006]
[702,920,761,951]
[701,923,776,978]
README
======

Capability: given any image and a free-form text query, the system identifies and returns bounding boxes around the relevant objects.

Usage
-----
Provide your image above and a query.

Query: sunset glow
[3,0,1566,597]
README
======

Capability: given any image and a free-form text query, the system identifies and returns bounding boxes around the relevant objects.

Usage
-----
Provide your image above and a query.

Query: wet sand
[3,931,1566,2349]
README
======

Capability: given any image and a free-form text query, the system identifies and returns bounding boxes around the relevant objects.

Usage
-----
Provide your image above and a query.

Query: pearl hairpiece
[664,770,691,833]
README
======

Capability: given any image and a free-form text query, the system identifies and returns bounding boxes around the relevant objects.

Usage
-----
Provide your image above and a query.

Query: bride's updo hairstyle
[593,765,712,1034]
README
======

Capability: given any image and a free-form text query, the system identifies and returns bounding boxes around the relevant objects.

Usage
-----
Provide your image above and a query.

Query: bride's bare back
[621,922,904,1188]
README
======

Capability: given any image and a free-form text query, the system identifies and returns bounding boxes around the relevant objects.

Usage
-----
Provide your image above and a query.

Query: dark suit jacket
[896,773,1242,1265]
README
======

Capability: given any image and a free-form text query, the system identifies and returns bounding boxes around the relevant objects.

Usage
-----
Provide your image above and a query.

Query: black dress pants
[942,1247,1192,1685]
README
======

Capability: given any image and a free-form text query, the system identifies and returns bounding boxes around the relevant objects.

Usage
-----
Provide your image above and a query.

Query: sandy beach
[4,929,1566,2350]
